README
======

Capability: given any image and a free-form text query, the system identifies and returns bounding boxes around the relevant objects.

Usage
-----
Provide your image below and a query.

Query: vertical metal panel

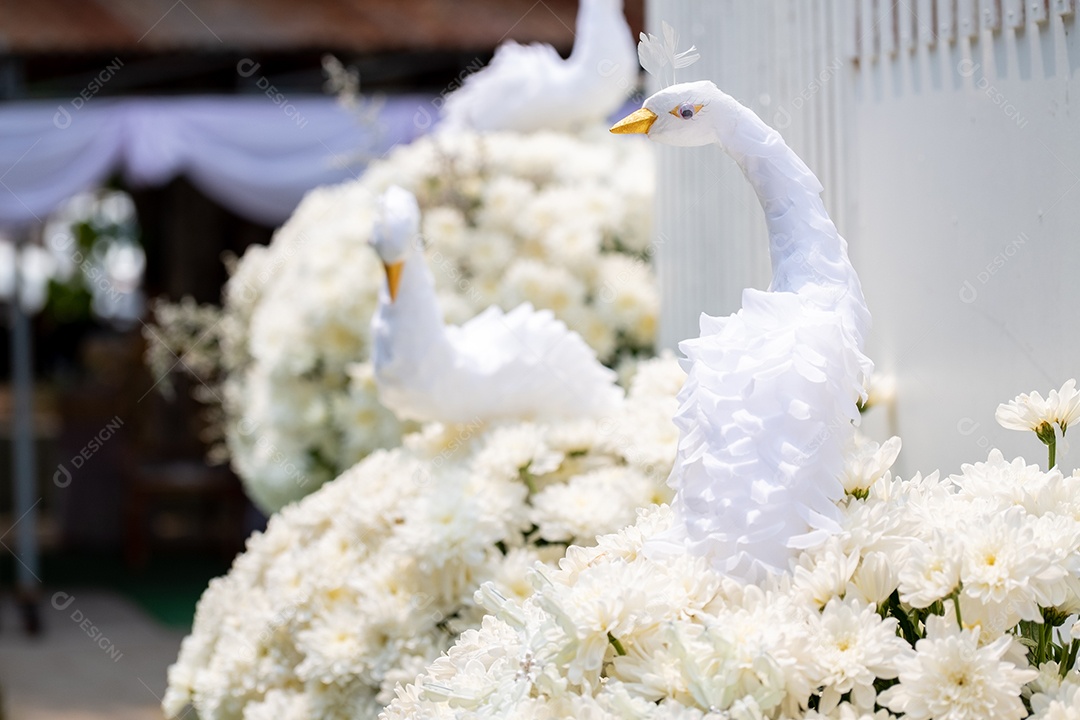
[847,0,1080,474]
[880,0,897,56]
[1004,0,1026,26]
[980,0,1002,28]
[958,0,979,36]
[861,0,878,59]
[917,0,938,46]
[843,0,860,58]
[898,0,916,50]
[939,0,958,40]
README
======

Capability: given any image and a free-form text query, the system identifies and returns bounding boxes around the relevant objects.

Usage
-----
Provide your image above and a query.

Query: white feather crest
[637,21,700,88]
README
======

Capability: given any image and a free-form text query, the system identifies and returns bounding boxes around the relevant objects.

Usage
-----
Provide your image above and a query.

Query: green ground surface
[1,549,231,629]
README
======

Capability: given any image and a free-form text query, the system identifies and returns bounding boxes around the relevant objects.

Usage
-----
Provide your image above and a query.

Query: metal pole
[9,229,41,633]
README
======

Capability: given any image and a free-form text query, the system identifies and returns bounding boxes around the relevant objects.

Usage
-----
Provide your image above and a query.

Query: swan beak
[383,261,404,302]
[610,108,657,135]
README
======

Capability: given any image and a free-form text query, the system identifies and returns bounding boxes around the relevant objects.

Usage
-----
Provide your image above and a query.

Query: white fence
[650,0,1079,475]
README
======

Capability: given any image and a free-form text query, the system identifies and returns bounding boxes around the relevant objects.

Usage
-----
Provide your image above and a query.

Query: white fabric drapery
[0,95,432,228]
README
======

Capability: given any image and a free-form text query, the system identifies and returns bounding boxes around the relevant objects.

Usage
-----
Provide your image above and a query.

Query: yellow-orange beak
[610,107,658,135]
[383,261,404,302]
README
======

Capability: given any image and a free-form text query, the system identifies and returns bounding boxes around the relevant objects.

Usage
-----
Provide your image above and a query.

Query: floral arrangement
[385,379,1080,720]
[145,128,658,514]
[162,356,683,720]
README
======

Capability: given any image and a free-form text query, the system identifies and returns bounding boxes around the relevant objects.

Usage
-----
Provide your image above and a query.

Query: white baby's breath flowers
[148,128,657,513]
[163,357,682,720]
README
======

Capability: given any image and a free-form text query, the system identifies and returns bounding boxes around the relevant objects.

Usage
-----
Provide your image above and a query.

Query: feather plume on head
[637,21,701,88]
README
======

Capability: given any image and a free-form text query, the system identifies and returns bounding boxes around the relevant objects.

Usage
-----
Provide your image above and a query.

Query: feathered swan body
[370,186,623,424]
[440,0,637,133]
[613,81,872,581]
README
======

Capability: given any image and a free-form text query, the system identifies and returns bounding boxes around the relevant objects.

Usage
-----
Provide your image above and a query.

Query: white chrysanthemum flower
[859,373,896,412]
[995,380,1079,442]
[420,205,467,257]
[1049,379,1080,434]
[472,423,564,482]
[996,387,1054,432]
[958,506,1067,623]
[842,436,901,496]
[476,175,535,232]
[563,305,618,363]
[803,703,900,719]
[541,222,603,272]
[947,449,1047,509]
[792,541,860,609]
[846,551,899,606]
[530,466,668,543]
[499,258,587,316]
[812,598,910,713]
[1029,672,1080,718]
[897,533,962,608]
[595,254,659,343]
[879,613,1037,720]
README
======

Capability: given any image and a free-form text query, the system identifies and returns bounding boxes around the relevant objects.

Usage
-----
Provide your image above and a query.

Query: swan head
[610,80,736,147]
[371,185,420,301]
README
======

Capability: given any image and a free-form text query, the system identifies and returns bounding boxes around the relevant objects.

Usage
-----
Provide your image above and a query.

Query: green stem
[608,632,627,656]
[1037,422,1057,468]
[1063,639,1080,678]
[888,591,920,646]
[518,466,537,495]
[951,588,964,631]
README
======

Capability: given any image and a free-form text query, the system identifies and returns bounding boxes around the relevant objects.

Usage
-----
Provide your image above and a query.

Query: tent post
[9,228,41,634]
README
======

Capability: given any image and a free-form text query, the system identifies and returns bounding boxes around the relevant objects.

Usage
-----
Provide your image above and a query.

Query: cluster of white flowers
[386,383,1080,720]
[148,127,657,513]
[163,357,681,720]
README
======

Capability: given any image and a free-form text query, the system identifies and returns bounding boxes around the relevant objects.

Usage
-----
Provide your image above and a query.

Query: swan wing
[440,42,564,131]
[662,288,870,581]
[444,302,624,420]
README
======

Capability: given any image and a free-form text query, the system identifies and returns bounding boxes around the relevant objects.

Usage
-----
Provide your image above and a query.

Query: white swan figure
[612,82,872,581]
[369,185,623,424]
[439,0,637,133]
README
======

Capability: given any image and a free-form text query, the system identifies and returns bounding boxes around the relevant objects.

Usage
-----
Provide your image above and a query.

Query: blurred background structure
[0,2,643,716]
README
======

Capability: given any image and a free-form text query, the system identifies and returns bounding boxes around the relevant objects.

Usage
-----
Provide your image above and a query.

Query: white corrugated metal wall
[650,0,1079,474]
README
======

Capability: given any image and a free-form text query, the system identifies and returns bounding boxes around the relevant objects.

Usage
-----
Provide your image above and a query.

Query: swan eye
[671,103,703,120]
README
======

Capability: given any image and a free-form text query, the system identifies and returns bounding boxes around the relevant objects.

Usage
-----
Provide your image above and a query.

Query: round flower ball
[217,128,657,513]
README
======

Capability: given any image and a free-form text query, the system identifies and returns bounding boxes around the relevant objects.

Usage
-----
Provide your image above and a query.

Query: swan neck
[374,248,451,364]
[570,0,628,63]
[711,99,870,343]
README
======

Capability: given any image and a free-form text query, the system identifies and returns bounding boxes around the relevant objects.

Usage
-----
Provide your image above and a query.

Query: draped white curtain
[0,95,432,228]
